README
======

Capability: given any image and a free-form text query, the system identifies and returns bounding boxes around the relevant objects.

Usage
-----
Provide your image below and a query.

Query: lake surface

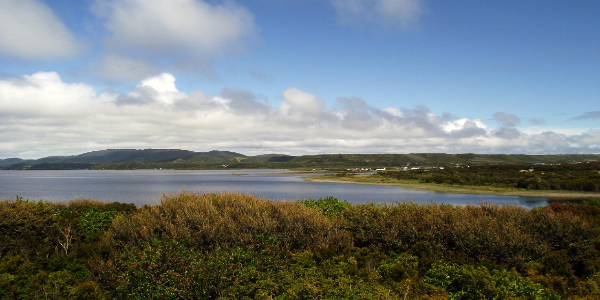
[0,169,549,208]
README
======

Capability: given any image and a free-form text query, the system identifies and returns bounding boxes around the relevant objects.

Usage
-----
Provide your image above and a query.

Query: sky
[0,0,599,159]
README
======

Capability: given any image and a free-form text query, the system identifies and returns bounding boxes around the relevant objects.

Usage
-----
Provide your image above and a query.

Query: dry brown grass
[105,192,352,251]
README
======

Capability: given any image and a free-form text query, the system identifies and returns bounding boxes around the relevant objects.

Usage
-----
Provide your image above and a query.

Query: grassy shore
[307,173,600,199]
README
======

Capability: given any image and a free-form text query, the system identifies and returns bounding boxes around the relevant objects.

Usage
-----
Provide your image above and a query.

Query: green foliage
[425,261,547,299]
[79,207,117,235]
[5,192,600,298]
[298,196,351,218]
[0,197,134,299]
[583,198,600,207]
[107,240,400,299]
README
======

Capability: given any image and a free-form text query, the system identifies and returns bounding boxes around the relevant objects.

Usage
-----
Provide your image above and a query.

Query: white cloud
[1,72,599,158]
[278,88,327,122]
[331,0,424,30]
[443,118,487,133]
[141,73,179,93]
[94,0,256,57]
[91,0,256,79]
[569,129,600,147]
[116,73,186,105]
[0,72,97,117]
[529,132,572,153]
[0,0,81,59]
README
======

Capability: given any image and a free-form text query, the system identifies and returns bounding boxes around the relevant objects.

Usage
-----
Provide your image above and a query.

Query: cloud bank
[1,72,598,159]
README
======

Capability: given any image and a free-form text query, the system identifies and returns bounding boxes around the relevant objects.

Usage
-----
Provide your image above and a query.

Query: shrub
[298,196,351,218]
[338,202,548,266]
[79,207,118,235]
[425,261,547,299]
[5,192,600,298]
[105,192,352,252]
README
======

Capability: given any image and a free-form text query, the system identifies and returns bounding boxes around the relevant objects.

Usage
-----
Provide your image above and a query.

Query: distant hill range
[1,149,599,170]
[0,149,291,170]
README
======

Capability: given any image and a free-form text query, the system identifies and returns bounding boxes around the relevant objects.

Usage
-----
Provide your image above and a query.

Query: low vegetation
[378,161,600,193]
[3,192,600,298]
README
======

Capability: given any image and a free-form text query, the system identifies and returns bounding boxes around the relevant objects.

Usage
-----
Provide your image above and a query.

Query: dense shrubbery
[0,196,135,299]
[3,193,600,298]
[379,161,600,192]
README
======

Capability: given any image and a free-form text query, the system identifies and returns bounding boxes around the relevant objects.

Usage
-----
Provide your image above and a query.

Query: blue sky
[0,0,599,158]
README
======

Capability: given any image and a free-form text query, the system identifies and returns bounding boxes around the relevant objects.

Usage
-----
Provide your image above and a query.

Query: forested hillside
[3,149,599,170]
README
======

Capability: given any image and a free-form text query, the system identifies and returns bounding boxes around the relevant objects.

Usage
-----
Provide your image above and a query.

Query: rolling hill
[2,150,599,170]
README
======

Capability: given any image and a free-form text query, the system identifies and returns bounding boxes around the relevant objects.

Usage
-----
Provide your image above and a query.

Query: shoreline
[306,174,600,199]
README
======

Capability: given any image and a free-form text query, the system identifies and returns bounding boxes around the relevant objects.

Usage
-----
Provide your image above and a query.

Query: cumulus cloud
[1,72,599,158]
[92,0,256,78]
[278,88,328,123]
[116,73,186,105]
[568,129,600,147]
[334,97,382,131]
[0,72,98,117]
[330,0,424,30]
[0,0,81,59]
[529,132,572,153]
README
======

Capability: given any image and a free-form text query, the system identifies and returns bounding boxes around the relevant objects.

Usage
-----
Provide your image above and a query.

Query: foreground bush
[3,193,600,298]
[0,196,134,299]
[105,192,352,252]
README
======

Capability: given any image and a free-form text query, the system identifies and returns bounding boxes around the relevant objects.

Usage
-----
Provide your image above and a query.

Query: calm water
[0,169,549,208]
